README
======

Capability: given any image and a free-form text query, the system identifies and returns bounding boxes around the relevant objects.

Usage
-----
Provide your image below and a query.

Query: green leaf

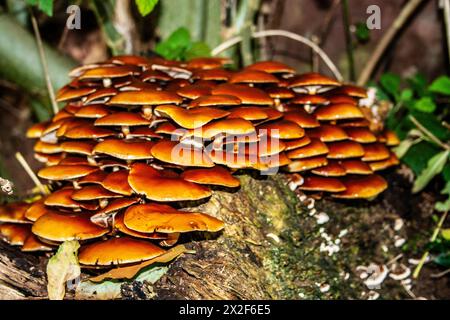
[400,89,413,101]
[185,42,211,60]
[155,27,191,60]
[429,76,450,95]
[402,141,440,175]
[407,73,428,97]
[25,0,53,16]
[393,138,420,159]
[410,111,450,141]
[135,0,158,16]
[355,22,370,42]
[412,150,450,193]
[380,73,401,100]
[434,252,450,268]
[413,96,436,113]
[436,197,450,212]
[442,162,450,181]
[442,229,450,240]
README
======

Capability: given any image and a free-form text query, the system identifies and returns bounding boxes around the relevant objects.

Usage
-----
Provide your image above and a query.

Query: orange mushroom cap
[124,203,224,233]
[181,166,240,188]
[32,212,109,242]
[128,163,212,202]
[78,236,165,266]
[332,174,388,199]
[151,140,214,167]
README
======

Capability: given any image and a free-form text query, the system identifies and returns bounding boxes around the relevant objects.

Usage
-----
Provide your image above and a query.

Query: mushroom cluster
[0,56,399,267]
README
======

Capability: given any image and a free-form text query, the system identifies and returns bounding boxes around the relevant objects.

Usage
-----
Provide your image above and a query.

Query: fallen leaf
[46,240,81,300]
[89,244,190,282]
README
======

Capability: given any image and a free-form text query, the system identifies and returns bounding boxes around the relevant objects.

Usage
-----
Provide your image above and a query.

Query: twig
[30,12,59,114]
[212,29,343,81]
[341,0,355,81]
[357,0,426,86]
[15,152,48,195]
[430,267,450,278]
[413,210,448,279]
[409,115,450,150]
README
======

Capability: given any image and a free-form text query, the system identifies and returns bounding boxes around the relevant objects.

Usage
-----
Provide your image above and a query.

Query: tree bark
[0,172,415,300]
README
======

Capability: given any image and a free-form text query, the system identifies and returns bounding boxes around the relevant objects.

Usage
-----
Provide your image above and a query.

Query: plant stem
[30,12,59,115]
[413,210,448,279]
[14,152,48,196]
[357,0,426,86]
[341,0,355,81]
[212,29,343,80]
[409,115,450,150]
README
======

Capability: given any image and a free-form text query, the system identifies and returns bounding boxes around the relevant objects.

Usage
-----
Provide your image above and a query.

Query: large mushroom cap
[362,143,390,162]
[258,120,305,140]
[74,105,110,118]
[283,110,320,128]
[101,170,134,196]
[0,203,31,224]
[154,105,229,129]
[326,141,365,159]
[71,185,122,201]
[212,84,273,105]
[332,174,388,199]
[245,60,295,74]
[124,203,224,233]
[78,65,140,80]
[307,125,348,142]
[181,166,240,188]
[229,70,279,84]
[188,94,241,108]
[108,89,182,105]
[288,73,341,93]
[286,156,328,172]
[94,112,151,126]
[187,118,256,139]
[298,176,346,192]
[151,140,214,167]
[286,138,328,159]
[38,164,98,181]
[21,234,54,252]
[78,237,166,266]
[93,139,155,160]
[44,187,98,210]
[314,103,364,121]
[0,223,31,245]
[32,212,109,242]
[128,163,212,202]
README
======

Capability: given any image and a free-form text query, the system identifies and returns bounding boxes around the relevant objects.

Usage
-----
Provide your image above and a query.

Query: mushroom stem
[103,78,112,88]
[99,199,109,209]
[121,125,130,137]
[15,152,48,195]
[142,106,152,119]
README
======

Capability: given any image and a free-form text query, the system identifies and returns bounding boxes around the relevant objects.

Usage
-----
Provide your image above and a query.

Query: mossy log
[0,172,412,300]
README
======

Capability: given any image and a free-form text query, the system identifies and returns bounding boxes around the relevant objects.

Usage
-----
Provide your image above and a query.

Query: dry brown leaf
[46,240,81,300]
[89,244,190,282]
